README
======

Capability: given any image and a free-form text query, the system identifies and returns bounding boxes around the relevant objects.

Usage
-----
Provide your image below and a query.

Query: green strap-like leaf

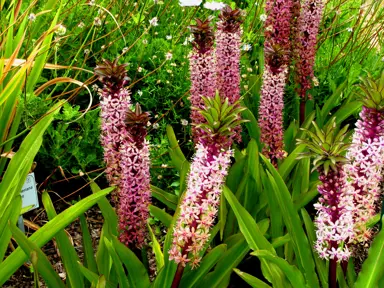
[262,155,320,288]
[80,214,99,274]
[149,205,172,228]
[200,235,249,288]
[251,250,306,288]
[150,185,178,210]
[9,223,65,288]
[301,209,328,288]
[42,192,84,288]
[147,224,164,272]
[233,268,271,288]
[180,244,227,288]
[0,186,114,286]
[223,186,286,287]
[104,238,129,288]
[355,219,384,288]
[112,236,151,288]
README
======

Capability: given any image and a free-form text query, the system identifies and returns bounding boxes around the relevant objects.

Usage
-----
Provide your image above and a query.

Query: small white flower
[153,55,157,59]
[78,22,85,28]
[149,17,159,26]
[157,175,163,179]
[142,39,148,45]
[260,14,267,22]
[188,34,194,42]
[247,67,253,72]
[165,51,173,60]
[92,84,99,91]
[381,56,384,62]
[138,66,143,72]
[84,49,90,55]
[94,17,102,26]
[137,90,143,96]
[183,38,189,46]
[179,0,202,6]
[88,0,95,5]
[153,123,160,129]
[347,27,353,32]
[166,35,172,40]
[167,69,173,74]
[161,164,168,168]
[203,1,226,10]
[56,24,66,36]
[171,63,177,67]
[241,43,252,51]
[28,13,36,22]
[122,47,128,53]
[312,77,319,87]
[181,119,188,126]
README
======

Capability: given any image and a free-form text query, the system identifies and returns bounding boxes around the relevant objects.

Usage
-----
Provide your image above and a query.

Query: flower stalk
[297,119,354,287]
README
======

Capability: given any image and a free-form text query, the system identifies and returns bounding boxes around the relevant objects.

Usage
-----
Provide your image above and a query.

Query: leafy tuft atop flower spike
[189,18,215,54]
[297,119,350,175]
[356,71,384,111]
[218,6,243,32]
[94,59,130,89]
[194,91,248,142]
[297,118,354,262]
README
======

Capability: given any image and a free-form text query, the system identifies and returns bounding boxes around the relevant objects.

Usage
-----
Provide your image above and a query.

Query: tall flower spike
[297,119,354,264]
[344,71,384,244]
[169,94,246,269]
[216,6,243,143]
[258,0,294,165]
[295,0,325,100]
[189,18,217,143]
[118,103,152,248]
[95,59,131,187]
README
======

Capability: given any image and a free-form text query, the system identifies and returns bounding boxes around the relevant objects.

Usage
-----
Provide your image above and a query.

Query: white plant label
[20,172,39,212]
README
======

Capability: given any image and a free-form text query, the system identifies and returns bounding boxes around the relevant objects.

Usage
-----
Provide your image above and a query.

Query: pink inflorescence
[258,66,287,163]
[99,85,131,186]
[216,18,241,105]
[118,138,151,248]
[314,167,354,262]
[189,49,217,142]
[264,0,294,64]
[169,143,232,268]
[295,0,325,99]
[258,0,294,163]
[343,106,384,243]
[216,7,243,143]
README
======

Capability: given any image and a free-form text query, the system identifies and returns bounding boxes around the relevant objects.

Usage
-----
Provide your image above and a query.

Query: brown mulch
[3,205,104,288]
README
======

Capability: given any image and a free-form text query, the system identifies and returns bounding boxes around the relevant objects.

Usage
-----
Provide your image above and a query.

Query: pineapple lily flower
[215,6,243,143]
[169,93,247,272]
[118,103,152,248]
[297,119,354,286]
[344,71,384,244]
[189,18,217,143]
[95,60,151,249]
[95,59,130,188]
[258,0,294,165]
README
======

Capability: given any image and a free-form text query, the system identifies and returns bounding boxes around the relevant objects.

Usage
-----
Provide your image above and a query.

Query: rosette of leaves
[218,6,244,32]
[356,71,384,110]
[189,18,215,54]
[194,91,248,140]
[297,118,350,174]
[94,59,130,89]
